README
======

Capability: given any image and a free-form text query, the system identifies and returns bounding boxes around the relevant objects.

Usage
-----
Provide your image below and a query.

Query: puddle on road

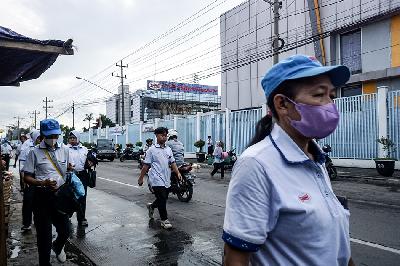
[10,245,21,259]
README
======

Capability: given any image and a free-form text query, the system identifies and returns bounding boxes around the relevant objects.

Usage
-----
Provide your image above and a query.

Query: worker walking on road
[222,55,355,266]
[67,130,93,227]
[20,130,41,232]
[138,127,182,230]
[1,139,12,171]
[14,134,28,191]
[23,119,71,265]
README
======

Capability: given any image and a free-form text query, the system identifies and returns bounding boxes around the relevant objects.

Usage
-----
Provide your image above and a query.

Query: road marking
[97,176,140,189]
[350,238,400,255]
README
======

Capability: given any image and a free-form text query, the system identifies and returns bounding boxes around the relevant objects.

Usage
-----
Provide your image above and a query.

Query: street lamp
[76,76,115,95]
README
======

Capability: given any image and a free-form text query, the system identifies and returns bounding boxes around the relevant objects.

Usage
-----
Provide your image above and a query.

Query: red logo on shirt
[299,193,311,202]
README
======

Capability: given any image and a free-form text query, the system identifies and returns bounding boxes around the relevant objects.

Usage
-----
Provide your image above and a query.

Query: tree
[98,114,115,128]
[83,113,94,131]
[60,124,73,144]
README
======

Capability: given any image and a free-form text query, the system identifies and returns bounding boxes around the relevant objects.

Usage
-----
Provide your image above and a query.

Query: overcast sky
[0,0,244,133]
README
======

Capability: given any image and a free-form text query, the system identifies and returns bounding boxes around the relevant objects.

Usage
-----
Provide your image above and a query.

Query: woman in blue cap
[222,55,355,266]
[23,119,71,265]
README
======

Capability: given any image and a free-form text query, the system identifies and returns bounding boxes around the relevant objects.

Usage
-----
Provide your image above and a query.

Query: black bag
[87,169,96,188]
[54,173,82,217]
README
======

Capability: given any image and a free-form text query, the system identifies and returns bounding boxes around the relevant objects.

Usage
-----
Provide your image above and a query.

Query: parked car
[95,139,116,161]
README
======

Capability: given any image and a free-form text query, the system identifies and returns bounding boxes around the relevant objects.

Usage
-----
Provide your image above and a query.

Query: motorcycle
[322,144,337,180]
[147,163,195,202]
[120,148,144,162]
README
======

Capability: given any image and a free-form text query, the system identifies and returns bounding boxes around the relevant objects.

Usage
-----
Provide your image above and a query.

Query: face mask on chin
[286,97,340,139]
[44,138,58,147]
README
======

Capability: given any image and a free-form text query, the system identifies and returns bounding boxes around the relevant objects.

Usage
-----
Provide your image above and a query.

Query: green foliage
[194,139,206,152]
[376,136,397,160]
[83,113,94,131]
[135,141,143,147]
[99,114,115,128]
[60,124,73,144]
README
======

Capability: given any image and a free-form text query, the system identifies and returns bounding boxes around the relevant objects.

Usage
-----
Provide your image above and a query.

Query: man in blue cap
[23,119,71,265]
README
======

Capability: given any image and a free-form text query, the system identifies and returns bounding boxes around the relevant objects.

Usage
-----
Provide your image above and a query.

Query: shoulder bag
[44,150,82,217]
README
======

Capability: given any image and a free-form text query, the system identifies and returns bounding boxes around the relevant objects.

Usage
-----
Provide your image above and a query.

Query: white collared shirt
[22,141,69,188]
[143,143,175,188]
[223,124,350,266]
[67,143,88,172]
[19,139,34,161]
[1,143,12,155]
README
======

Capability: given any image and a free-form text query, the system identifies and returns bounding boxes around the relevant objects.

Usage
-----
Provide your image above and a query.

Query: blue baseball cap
[261,54,350,100]
[40,119,61,136]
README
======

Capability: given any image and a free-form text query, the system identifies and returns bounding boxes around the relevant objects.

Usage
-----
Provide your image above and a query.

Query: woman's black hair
[248,79,302,147]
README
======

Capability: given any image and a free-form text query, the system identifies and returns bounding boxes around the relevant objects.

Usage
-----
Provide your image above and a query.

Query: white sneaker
[146,203,154,219]
[161,219,172,230]
[56,248,66,263]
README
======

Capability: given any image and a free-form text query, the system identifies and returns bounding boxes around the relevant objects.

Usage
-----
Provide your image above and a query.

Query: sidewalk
[191,160,400,187]
[7,173,94,266]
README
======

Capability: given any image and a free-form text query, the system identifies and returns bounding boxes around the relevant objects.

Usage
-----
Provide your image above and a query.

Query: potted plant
[135,141,143,147]
[194,139,206,162]
[374,136,397,177]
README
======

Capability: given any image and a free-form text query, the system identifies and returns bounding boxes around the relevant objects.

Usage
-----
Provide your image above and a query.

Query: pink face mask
[286,98,340,139]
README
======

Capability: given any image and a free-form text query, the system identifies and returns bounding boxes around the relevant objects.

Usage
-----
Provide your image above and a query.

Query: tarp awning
[0,26,73,86]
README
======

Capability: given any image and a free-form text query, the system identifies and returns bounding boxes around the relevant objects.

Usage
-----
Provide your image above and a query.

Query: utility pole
[29,110,40,128]
[13,116,23,138]
[112,60,128,125]
[42,97,53,119]
[264,0,282,64]
[72,101,75,129]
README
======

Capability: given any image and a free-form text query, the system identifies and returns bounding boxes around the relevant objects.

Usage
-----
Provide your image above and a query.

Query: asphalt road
[77,160,400,266]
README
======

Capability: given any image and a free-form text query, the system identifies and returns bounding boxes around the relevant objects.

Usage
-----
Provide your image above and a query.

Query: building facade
[220,0,400,110]
[106,82,221,124]
[105,85,131,125]
[129,81,221,123]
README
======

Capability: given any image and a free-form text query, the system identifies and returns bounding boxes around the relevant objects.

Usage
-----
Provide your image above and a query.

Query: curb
[337,175,400,187]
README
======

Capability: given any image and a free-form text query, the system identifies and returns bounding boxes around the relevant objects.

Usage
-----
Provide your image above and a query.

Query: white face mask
[44,138,57,146]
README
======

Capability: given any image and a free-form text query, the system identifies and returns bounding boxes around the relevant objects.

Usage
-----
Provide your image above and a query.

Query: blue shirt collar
[269,124,325,165]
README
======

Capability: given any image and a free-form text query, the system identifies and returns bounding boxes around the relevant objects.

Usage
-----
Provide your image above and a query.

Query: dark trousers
[207,146,214,155]
[76,171,88,223]
[33,188,70,266]
[22,185,34,227]
[2,154,10,171]
[211,162,225,178]
[151,186,169,221]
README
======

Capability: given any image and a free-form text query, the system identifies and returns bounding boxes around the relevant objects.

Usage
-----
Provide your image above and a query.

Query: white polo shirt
[223,124,350,266]
[144,143,175,188]
[19,139,35,171]
[67,143,88,172]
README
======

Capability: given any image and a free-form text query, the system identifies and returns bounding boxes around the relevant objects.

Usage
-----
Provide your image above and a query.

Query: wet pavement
[69,187,222,265]
[8,160,400,265]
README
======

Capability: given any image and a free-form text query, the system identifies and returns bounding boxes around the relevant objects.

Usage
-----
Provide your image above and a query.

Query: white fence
[81,87,399,160]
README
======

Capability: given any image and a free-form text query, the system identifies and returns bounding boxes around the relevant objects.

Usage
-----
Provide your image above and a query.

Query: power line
[43,97,54,119]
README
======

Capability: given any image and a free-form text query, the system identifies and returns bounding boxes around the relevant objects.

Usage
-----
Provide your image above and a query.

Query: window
[130,111,133,117]
[340,30,361,74]
[341,83,362,97]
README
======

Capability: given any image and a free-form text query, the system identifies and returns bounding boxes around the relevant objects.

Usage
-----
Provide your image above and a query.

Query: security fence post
[377,86,389,158]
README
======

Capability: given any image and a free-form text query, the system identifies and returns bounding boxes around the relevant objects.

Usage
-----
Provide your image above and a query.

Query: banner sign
[147,80,218,95]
